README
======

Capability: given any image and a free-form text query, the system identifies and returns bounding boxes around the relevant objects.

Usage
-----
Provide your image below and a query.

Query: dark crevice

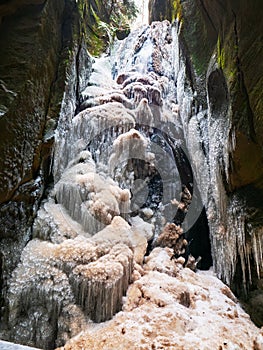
[185,207,213,270]
[74,43,83,114]
[147,129,212,269]
[232,10,256,142]
[160,131,193,224]
[198,0,217,33]
[207,68,229,117]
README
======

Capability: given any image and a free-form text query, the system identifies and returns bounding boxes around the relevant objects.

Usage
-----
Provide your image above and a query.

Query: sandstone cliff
[149,0,263,325]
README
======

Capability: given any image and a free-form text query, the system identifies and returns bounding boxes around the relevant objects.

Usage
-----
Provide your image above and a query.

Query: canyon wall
[149,0,263,324]
[0,0,262,344]
[0,0,93,322]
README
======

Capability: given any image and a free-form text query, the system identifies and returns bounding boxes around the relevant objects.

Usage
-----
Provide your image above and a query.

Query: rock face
[0,0,93,324]
[149,0,263,325]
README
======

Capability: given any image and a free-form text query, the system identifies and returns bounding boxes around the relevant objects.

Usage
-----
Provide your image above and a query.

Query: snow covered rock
[58,249,262,350]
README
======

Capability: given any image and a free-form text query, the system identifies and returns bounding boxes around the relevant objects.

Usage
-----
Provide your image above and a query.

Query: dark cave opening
[185,207,213,270]
[142,130,213,269]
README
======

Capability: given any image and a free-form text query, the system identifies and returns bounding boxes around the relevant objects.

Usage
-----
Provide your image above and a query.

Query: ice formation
[58,248,262,350]
[7,216,153,348]
[4,18,263,350]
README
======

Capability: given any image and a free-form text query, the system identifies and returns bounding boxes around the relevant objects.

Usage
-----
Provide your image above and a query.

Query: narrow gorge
[0,1,262,349]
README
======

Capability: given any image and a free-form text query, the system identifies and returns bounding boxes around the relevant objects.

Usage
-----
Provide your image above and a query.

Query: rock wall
[0,0,92,324]
[149,0,263,325]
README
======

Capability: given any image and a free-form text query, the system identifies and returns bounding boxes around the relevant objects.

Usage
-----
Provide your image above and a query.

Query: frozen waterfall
[6,18,252,349]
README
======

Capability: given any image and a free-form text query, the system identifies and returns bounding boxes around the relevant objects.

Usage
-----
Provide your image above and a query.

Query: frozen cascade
[4,16,262,350]
[5,20,193,349]
[3,20,206,349]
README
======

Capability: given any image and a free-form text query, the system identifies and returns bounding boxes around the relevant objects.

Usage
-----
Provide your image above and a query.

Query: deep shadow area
[207,68,229,117]
[147,129,213,269]
[231,255,263,327]
[185,207,213,270]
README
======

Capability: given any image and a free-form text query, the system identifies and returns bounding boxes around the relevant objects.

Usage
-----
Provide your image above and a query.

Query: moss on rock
[79,0,137,57]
